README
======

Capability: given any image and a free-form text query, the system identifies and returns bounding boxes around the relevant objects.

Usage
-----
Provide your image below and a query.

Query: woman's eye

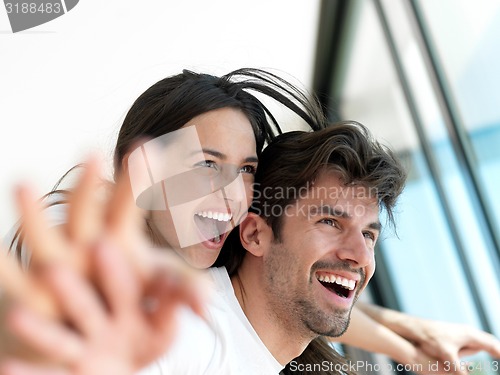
[195,160,218,169]
[239,165,257,175]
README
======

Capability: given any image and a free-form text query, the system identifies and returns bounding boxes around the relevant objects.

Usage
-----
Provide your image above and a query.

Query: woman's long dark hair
[112,68,326,176]
[10,67,326,258]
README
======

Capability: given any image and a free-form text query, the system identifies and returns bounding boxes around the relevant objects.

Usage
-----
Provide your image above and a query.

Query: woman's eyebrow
[188,148,224,159]
[244,156,259,163]
[190,148,258,163]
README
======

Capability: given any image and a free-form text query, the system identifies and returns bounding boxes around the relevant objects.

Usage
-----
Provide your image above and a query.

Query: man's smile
[315,271,360,300]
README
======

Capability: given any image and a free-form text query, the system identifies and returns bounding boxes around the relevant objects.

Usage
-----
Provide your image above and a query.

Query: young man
[137,122,406,374]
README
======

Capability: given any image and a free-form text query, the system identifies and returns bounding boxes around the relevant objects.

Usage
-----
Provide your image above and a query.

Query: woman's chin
[176,242,224,269]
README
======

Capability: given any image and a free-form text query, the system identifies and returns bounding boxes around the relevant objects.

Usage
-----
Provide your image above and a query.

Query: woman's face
[148,107,258,268]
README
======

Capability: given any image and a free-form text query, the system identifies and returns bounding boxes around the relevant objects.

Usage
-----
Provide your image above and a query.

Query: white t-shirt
[137,267,283,375]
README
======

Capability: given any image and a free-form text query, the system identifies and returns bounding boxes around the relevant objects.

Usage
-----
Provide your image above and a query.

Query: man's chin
[308,312,351,338]
[324,324,350,338]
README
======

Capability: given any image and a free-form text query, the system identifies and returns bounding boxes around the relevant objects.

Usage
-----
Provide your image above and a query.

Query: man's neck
[230,258,312,366]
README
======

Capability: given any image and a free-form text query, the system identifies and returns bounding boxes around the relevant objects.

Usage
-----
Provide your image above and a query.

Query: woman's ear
[239,212,272,257]
[121,152,130,173]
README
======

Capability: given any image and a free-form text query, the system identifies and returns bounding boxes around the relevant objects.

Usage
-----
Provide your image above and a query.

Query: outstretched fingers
[65,157,105,261]
[110,185,151,281]
[0,253,56,319]
[5,305,83,365]
[92,239,140,318]
[40,263,107,338]
[146,251,208,324]
[468,330,500,358]
[0,359,70,375]
[15,186,70,272]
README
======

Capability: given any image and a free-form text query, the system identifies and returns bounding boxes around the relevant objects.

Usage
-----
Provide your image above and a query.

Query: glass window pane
[335,0,495,348]
[419,0,500,244]
[415,0,500,338]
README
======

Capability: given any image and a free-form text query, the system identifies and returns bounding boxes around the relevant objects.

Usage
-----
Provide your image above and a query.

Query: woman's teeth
[193,211,234,244]
[195,211,232,222]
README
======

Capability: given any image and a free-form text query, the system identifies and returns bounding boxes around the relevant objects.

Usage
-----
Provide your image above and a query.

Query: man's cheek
[364,260,376,290]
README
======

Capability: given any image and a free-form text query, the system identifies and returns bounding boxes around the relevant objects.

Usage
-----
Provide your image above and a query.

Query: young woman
[1,68,498,375]
[10,68,324,269]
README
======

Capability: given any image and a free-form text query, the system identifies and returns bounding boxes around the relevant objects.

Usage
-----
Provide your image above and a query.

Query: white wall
[0,0,321,237]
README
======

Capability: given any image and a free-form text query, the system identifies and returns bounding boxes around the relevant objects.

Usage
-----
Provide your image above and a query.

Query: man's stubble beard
[263,243,355,340]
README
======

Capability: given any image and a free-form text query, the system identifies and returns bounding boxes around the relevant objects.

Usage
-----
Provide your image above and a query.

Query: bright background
[2,2,500,374]
[0,0,321,235]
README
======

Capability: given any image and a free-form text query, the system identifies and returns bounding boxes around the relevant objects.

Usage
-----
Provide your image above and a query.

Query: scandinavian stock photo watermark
[250,182,380,220]
[288,359,499,374]
[3,0,79,32]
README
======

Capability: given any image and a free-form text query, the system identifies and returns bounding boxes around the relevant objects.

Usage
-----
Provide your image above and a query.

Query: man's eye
[363,231,376,242]
[319,218,337,227]
[239,165,257,175]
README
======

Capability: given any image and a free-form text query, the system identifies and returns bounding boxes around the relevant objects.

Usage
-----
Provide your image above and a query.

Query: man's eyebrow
[310,205,382,232]
[190,148,258,163]
[309,205,351,219]
[369,221,382,232]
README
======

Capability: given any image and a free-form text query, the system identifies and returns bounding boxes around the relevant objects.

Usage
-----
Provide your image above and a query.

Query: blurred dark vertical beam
[311,0,350,121]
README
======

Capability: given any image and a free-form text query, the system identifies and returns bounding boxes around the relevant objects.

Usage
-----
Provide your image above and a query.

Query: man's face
[262,171,379,338]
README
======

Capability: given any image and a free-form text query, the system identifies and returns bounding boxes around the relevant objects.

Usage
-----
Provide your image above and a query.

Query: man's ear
[239,212,273,257]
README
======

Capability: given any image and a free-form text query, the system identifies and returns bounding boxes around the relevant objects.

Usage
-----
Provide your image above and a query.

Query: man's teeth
[317,274,356,291]
[195,211,232,222]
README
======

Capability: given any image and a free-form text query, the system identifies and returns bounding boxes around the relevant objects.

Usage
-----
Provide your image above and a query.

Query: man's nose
[336,231,373,268]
